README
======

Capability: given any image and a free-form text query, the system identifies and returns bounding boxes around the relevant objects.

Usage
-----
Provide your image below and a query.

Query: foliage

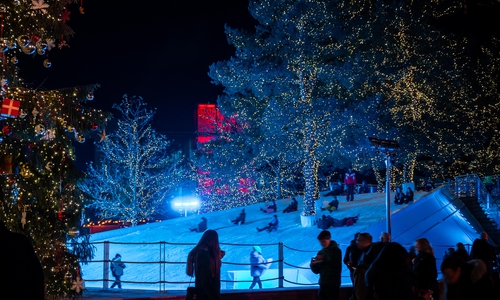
[79,96,185,225]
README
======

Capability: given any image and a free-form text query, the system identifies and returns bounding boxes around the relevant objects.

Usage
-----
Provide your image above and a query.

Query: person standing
[186,230,225,300]
[0,221,45,299]
[470,231,496,276]
[412,238,438,297]
[110,253,126,289]
[344,168,356,202]
[353,232,386,300]
[249,246,272,289]
[310,230,342,300]
[343,233,362,288]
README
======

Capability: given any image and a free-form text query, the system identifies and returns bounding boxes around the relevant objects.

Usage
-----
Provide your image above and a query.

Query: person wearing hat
[249,246,272,289]
[110,253,126,289]
[229,209,246,225]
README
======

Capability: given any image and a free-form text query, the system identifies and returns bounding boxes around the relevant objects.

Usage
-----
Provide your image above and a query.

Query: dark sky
[17,1,256,168]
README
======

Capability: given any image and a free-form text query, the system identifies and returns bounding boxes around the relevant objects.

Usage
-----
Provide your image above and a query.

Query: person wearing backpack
[110,253,126,289]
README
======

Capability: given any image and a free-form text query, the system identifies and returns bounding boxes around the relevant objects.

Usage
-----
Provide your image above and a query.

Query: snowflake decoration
[70,276,86,293]
[61,9,71,23]
[46,39,56,51]
[31,0,49,14]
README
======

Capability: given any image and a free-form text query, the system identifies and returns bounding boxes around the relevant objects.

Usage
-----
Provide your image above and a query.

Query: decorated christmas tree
[0,1,110,297]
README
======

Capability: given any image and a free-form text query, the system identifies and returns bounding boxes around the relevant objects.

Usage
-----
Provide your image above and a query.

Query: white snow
[81,191,428,291]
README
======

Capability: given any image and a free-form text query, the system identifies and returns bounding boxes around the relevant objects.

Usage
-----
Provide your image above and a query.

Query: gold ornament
[97,130,108,142]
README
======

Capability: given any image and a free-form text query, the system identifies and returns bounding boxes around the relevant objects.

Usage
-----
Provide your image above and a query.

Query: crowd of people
[341,231,497,300]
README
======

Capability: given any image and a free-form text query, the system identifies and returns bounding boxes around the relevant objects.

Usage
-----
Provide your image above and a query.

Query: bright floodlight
[172,196,200,216]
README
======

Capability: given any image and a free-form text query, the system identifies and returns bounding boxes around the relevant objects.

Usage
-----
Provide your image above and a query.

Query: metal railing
[74,239,469,293]
[455,174,500,229]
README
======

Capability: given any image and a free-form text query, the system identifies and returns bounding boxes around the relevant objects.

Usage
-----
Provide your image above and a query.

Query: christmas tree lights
[78,96,185,226]
[206,0,500,212]
[0,2,110,297]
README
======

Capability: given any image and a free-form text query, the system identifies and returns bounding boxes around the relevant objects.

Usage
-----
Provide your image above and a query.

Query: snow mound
[81,191,429,290]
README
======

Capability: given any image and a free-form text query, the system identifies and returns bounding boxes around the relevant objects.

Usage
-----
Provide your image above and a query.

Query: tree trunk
[276,160,282,199]
[302,120,318,218]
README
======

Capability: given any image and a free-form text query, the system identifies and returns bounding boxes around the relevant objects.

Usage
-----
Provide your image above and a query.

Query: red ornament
[57,210,67,221]
[91,124,98,131]
[2,125,12,136]
[1,98,21,118]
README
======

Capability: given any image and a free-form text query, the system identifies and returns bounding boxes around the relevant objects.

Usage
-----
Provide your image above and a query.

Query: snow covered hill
[81,191,429,291]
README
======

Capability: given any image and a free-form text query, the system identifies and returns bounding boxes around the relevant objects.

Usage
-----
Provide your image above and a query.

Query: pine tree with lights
[79,96,184,226]
[208,0,381,221]
[0,1,111,297]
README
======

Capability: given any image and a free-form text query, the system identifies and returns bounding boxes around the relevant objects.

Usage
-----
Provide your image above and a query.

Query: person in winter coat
[344,168,356,202]
[317,215,331,230]
[249,246,272,289]
[441,257,494,300]
[260,200,277,213]
[321,198,340,213]
[394,187,405,205]
[412,238,438,297]
[470,231,496,276]
[343,232,362,287]
[310,230,342,300]
[358,180,370,194]
[0,221,45,300]
[230,209,246,225]
[404,187,414,203]
[110,253,126,289]
[186,230,225,300]
[190,217,208,232]
[453,242,470,262]
[365,242,433,300]
[283,198,298,213]
[257,215,278,232]
[353,233,386,300]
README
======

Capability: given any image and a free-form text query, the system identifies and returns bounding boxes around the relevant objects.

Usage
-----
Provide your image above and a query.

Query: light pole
[369,137,400,236]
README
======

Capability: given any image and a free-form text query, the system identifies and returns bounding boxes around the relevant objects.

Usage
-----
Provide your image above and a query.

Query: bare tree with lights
[79,96,184,226]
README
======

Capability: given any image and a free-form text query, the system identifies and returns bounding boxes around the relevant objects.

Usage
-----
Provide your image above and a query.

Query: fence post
[278,242,284,288]
[103,241,110,290]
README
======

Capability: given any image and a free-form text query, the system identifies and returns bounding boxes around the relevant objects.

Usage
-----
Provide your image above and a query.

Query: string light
[203,0,500,212]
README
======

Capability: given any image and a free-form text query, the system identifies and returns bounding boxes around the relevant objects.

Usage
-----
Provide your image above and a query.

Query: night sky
[17,0,256,169]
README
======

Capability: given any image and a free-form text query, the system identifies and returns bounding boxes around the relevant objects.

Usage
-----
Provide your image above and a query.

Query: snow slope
[81,190,432,290]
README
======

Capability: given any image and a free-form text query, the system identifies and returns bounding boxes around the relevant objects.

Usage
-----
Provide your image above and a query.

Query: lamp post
[369,137,400,236]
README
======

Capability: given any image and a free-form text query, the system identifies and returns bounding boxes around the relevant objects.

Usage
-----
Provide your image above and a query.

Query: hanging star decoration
[70,276,86,293]
[32,107,39,118]
[31,0,49,14]
[98,130,108,142]
[61,9,71,23]
[79,6,85,14]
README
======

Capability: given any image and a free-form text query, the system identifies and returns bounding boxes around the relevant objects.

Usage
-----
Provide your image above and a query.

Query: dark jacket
[318,216,330,230]
[413,252,438,291]
[235,211,246,224]
[310,241,342,287]
[198,219,208,232]
[343,242,362,268]
[394,191,404,204]
[195,249,221,300]
[0,223,45,300]
[470,238,496,273]
[358,242,386,269]
[405,189,414,202]
[453,249,470,262]
[444,259,494,300]
[268,218,279,231]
